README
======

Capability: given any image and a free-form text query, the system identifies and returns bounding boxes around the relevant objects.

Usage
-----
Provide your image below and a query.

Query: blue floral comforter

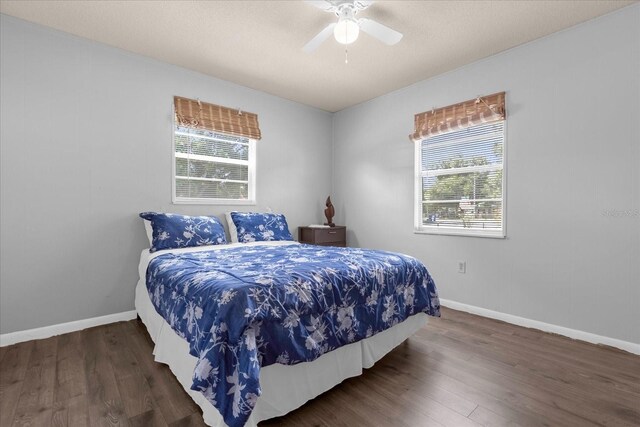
[146,243,440,427]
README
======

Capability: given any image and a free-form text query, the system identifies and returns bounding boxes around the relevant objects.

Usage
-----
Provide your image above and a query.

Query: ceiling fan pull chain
[345,46,348,64]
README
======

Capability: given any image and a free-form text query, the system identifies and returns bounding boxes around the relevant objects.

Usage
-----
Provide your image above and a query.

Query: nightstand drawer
[312,227,346,243]
[298,226,347,247]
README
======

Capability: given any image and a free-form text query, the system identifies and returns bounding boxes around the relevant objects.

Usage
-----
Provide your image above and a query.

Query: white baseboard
[0,310,138,347]
[2,302,638,355]
[439,298,640,355]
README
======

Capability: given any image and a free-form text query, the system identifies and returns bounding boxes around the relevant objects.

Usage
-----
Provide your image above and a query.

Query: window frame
[171,126,257,206]
[414,122,507,238]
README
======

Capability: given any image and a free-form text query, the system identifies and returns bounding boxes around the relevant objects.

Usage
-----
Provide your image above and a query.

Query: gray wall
[332,6,640,344]
[0,15,333,334]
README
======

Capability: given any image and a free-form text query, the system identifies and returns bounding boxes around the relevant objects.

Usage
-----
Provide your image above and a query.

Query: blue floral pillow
[139,212,227,252]
[229,212,293,243]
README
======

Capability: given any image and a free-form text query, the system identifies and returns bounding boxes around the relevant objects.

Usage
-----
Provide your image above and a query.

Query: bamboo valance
[174,96,262,140]
[409,92,506,142]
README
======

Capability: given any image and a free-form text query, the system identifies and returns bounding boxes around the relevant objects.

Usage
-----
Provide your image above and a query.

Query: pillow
[143,219,153,246]
[229,212,294,243]
[225,212,239,244]
[139,212,227,252]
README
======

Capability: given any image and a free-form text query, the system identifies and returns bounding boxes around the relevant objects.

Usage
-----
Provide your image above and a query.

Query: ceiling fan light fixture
[303,1,402,53]
[334,18,359,44]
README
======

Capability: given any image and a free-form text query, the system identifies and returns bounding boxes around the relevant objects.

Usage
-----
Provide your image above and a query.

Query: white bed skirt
[135,248,428,427]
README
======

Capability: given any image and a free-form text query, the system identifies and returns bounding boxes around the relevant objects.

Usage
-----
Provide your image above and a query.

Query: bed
[135,213,440,427]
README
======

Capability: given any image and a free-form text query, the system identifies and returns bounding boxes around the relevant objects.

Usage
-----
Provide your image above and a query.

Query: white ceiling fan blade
[303,23,337,53]
[304,0,335,12]
[354,0,374,10]
[358,18,403,45]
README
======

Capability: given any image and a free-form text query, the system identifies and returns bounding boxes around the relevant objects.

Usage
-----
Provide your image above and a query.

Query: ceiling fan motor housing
[329,0,372,13]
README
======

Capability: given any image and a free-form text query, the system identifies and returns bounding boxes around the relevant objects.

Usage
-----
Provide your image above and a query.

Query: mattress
[135,242,429,426]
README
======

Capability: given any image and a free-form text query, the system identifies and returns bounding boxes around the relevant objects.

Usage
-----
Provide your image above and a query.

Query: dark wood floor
[1,308,639,427]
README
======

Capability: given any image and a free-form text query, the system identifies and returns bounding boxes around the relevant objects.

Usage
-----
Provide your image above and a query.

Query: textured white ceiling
[0,1,634,112]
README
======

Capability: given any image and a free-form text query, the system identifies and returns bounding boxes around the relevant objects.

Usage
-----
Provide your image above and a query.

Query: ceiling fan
[303,0,403,53]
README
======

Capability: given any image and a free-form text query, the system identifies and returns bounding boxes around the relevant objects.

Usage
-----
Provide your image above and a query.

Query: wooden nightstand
[298,226,346,247]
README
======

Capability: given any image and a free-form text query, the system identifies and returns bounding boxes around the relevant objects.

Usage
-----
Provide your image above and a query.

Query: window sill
[414,227,505,239]
[173,198,256,206]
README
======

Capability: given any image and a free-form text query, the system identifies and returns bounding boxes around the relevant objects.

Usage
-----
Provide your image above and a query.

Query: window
[411,92,506,237]
[173,127,256,204]
[172,96,261,204]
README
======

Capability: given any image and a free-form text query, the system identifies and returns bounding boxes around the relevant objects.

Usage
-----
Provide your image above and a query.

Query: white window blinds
[173,126,256,204]
[416,121,505,237]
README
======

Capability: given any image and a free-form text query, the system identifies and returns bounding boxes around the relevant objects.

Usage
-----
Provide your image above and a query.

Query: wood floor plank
[83,326,121,404]
[0,341,34,426]
[339,373,451,427]
[347,365,479,427]
[366,343,479,418]
[0,341,35,383]
[54,331,87,403]
[102,322,159,420]
[407,338,608,426]
[89,398,130,427]
[51,394,89,427]
[11,407,53,427]
[82,325,130,427]
[129,409,168,427]
[261,386,355,427]
[103,323,141,379]
[0,345,8,363]
[469,405,520,427]
[168,412,208,427]
[380,348,562,427]
[124,320,199,424]
[430,312,640,383]
[11,336,58,426]
[0,379,25,424]
[330,383,443,427]
[381,385,479,426]
[116,372,156,419]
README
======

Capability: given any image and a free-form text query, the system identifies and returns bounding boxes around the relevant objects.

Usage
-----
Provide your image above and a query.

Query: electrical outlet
[457,261,466,274]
